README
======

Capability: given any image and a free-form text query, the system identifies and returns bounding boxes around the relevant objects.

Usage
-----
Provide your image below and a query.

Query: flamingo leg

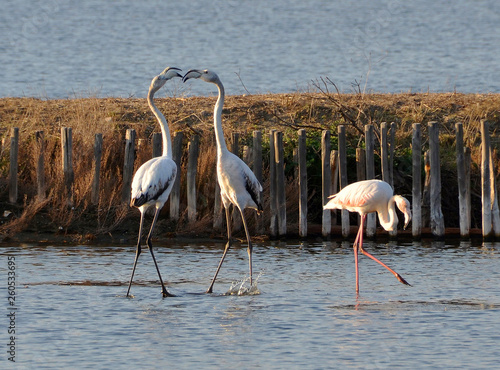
[239,208,253,286]
[357,219,411,287]
[146,207,173,298]
[207,205,233,293]
[352,214,366,294]
[127,211,145,297]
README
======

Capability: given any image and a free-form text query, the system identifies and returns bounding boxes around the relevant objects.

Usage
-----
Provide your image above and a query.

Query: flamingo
[127,67,182,298]
[323,179,412,294]
[183,69,263,293]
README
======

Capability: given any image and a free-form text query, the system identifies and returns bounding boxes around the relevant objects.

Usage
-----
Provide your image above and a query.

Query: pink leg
[357,221,411,287]
[352,215,366,294]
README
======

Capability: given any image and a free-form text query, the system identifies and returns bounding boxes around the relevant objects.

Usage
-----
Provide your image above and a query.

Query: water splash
[226,272,263,296]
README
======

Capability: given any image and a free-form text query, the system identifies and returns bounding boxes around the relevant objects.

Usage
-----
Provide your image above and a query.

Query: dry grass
[1,92,499,239]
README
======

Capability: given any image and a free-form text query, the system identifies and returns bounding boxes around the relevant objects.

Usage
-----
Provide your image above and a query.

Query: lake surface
[1,0,499,98]
[1,239,499,368]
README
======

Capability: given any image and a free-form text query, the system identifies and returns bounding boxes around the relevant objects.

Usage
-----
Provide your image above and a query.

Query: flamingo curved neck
[377,197,399,231]
[213,79,228,154]
[147,89,172,158]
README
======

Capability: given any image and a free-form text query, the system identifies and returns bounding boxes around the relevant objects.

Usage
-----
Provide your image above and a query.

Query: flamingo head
[394,195,412,229]
[182,69,220,84]
[150,67,182,94]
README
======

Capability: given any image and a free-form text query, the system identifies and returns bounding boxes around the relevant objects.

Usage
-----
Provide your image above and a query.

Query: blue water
[1,0,499,98]
[1,239,499,368]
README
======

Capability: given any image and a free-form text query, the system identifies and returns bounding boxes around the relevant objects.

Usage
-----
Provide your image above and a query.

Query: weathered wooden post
[187,134,200,223]
[412,123,422,237]
[381,122,390,184]
[338,125,349,238]
[8,128,19,204]
[275,131,286,236]
[253,130,263,234]
[381,122,396,236]
[455,123,469,237]
[152,132,162,158]
[389,122,396,187]
[489,148,500,236]
[61,127,74,206]
[91,133,103,205]
[171,131,183,221]
[464,147,471,229]
[480,120,493,237]
[330,150,339,227]
[422,150,431,227]
[428,122,445,237]
[356,148,366,226]
[365,124,376,236]
[269,130,278,237]
[298,129,308,237]
[35,130,46,200]
[122,129,136,204]
[322,130,331,237]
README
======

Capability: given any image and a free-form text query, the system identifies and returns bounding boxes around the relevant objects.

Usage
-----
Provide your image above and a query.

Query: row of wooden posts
[5,120,500,238]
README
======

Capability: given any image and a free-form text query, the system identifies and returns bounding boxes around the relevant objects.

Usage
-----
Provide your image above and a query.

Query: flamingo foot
[162,289,176,298]
[395,273,412,286]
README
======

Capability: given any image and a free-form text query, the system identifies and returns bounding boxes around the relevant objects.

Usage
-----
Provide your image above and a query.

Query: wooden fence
[4,121,500,239]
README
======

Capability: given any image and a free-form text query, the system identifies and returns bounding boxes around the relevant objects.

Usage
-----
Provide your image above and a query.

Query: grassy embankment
[0,89,499,242]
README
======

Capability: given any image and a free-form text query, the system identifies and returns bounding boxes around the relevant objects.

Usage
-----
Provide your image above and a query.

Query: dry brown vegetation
[1,91,499,242]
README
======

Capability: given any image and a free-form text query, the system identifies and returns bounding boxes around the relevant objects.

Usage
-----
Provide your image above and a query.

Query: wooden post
[356,148,366,226]
[489,148,500,236]
[269,130,278,237]
[61,127,74,206]
[338,125,349,238]
[480,120,492,237]
[8,128,19,204]
[35,130,46,200]
[464,147,471,229]
[381,122,390,184]
[330,150,339,227]
[455,123,469,237]
[253,130,263,234]
[365,124,376,236]
[322,130,331,237]
[275,131,286,236]
[231,133,242,231]
[422,150,431,228]
[298,129,307,237]
[187,135,200,223]
[170,131,183,221]
[428,122,444,237]
[91,133,103,205]
[152,132,162,158]
[381,122,396,236]
[122,129,136,204]
[389,122,396,187]
[412,123,422,237]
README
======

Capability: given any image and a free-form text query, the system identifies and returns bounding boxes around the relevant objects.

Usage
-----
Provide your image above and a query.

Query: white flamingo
[324,179,412,294]
[127,67,182,298]
[183,69,263,293]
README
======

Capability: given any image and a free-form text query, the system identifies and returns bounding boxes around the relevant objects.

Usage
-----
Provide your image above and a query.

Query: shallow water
[1,239,499,368]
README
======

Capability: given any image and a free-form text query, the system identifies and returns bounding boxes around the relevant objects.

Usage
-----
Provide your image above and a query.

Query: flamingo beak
[182,69,203,83]
[403,212,411,229]
[169,67,183,78]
